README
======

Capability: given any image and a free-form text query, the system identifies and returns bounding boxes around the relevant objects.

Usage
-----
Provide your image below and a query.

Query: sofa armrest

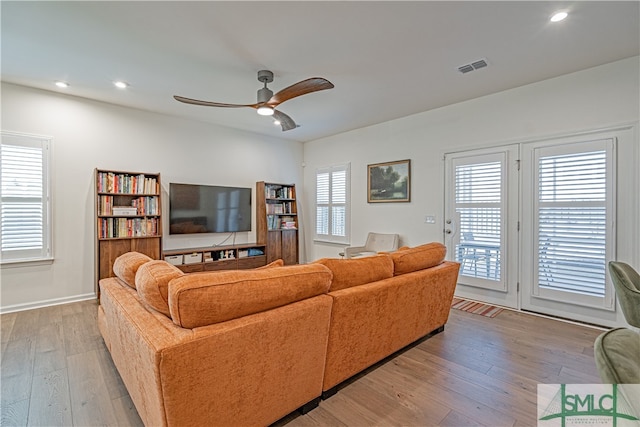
[99,277,333,427]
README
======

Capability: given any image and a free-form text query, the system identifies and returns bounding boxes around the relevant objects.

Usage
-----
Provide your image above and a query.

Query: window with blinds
[315,163,350,243]
[455,160,502,280]
[1,132,52,263]
[536,146,611,298]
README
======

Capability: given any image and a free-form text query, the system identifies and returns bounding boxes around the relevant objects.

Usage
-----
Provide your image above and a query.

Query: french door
[444,145,519,309]
[520,136,616,322]
[445,132,617,323]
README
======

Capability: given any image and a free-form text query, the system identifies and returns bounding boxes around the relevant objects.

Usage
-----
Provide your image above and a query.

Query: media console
[162,243,267,273]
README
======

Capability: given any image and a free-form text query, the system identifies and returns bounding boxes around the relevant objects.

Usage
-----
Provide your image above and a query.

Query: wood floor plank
[1,338,36,405]
[94,341,128,400]
[34,320,66,376]
[0,398,29,427]
[109,394,144,427]
[27,368,72,426]
[0,312,17,355]
[401,346,538,424]
[62,305,102,357]
[439,409,487,427]
[66,350,118,427]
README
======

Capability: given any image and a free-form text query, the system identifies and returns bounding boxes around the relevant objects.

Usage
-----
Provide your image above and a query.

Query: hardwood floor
[1,300,143,427]
[1,300,603,426]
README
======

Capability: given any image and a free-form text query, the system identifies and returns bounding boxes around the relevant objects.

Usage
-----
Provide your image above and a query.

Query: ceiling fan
[174,70,334,132]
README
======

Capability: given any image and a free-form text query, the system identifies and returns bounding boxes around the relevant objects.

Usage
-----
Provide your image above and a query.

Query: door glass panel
[536,150,608,297]
[455,161,502,281]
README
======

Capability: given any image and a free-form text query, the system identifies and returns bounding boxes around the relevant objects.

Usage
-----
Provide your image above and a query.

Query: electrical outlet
[425,215,436,224]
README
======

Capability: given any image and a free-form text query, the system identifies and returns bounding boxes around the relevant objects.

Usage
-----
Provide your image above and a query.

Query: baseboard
[0,293,96,314]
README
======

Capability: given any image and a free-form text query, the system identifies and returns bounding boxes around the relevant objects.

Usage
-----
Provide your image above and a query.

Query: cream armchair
[342,232,400,258]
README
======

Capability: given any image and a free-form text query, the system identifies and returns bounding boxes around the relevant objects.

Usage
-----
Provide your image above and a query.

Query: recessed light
[114,81,128,89]
[550,11,568,22]
[273,119,281,126]
[55,81,69,88]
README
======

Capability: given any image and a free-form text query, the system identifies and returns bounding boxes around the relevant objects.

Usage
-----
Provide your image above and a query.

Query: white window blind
[315,164,350,243]
[454,160,502,280]
[525,137,617,313]
[536,148,610,298]
[1,132,52,263]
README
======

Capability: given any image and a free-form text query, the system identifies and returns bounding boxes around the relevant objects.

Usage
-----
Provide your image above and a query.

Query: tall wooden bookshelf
[256,182,299,265]
[95,169,162,295]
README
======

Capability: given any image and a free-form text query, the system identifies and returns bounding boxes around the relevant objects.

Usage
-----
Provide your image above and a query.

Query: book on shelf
[97,195,159,216]
[267,215,281,230]
[264,185,294,199]
[98,217,159,239]
[280,215,297,229]
[266,203,284,214]
[97,171,158,194]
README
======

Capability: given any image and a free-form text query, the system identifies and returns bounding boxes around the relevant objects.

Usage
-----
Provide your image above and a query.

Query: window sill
[313,238,350,246]
[1,258,54,268]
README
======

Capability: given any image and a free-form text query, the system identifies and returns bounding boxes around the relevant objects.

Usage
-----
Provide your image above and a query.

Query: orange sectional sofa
[97,243,459,426]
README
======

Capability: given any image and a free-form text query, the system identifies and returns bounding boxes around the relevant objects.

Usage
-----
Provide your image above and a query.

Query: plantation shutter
[532,138,615,308]
[315,164,350,243]
[454,159,502,280]
[1,132,52,263]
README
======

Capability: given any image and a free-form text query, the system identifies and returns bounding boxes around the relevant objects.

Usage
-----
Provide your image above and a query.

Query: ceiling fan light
[550,11,568,22]
[257,106,274,116]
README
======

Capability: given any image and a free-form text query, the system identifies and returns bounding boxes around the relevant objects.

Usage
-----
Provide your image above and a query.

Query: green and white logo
[538,384,640,426]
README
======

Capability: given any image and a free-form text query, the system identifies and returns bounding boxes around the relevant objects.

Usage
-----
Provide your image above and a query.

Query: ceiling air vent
[457,58,488,74]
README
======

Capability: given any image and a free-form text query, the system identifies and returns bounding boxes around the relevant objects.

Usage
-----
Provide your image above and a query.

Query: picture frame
[367,159,411,203]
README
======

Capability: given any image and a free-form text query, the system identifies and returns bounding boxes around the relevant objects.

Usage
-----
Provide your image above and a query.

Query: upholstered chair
[593,261,640,384]
[608,261,640,327]
[342,232,399,259]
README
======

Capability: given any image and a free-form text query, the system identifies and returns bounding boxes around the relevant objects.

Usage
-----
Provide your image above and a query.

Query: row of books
[265,202,295,214]
[97,195,159,216]
[98,217,160,239]
[266,215,297,230]
[265,186,294,200]
[97,172,158,195]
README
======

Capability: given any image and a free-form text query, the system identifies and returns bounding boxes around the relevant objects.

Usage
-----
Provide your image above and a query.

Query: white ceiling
[2,1,639,143]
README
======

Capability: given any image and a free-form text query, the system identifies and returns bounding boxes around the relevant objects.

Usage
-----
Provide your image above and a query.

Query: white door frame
[444,145,520,309]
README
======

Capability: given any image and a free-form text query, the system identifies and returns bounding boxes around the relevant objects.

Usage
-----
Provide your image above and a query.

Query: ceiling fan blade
[266,77,334,107]
[174,95,258,109]
[273,110,297,132]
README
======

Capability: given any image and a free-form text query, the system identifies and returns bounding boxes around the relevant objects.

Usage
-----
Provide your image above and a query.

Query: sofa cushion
[136,260,184,316]
[112,251,153,288]
[313,255,394,291]
[391,242,447,275]
[168,264,332,328]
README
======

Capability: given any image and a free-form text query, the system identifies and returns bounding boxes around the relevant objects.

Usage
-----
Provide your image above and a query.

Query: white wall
[302,57,639,326]
[1,83,303,312]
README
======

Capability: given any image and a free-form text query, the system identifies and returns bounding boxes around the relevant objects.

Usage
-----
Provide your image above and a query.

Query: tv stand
[162,243,267,273]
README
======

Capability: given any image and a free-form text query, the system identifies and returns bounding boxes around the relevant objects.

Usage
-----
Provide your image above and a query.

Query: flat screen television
[169,183,252,234]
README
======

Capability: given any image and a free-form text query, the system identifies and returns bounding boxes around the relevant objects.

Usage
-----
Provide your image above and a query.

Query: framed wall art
[367,159,411,203]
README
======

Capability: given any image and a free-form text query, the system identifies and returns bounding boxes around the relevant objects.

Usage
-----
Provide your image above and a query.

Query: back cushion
[112,251,153,289]
[313,255,394,291]
[391,242,447,276]
[136,260,184,316]
[168,264,332,329]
